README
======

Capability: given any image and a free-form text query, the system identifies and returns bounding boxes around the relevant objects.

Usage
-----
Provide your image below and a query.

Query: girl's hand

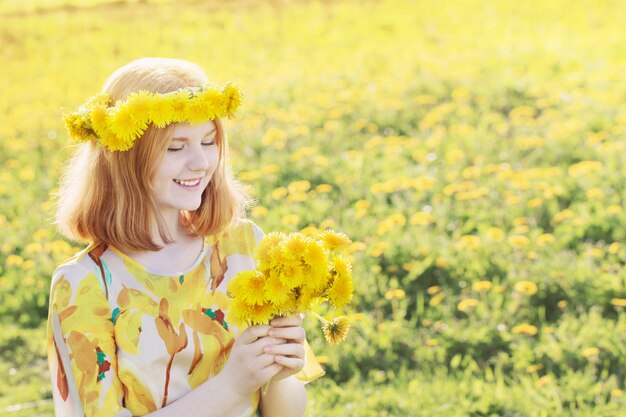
[217,325,286,398]
[264,315,306,382]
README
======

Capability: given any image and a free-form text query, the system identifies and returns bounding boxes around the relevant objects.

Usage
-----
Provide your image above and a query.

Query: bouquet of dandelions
[227,229,354,346]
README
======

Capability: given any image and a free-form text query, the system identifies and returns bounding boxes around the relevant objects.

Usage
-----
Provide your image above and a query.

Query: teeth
[174,178,201,186]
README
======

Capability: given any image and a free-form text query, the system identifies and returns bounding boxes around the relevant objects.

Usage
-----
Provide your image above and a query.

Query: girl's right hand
[216,325,286,398]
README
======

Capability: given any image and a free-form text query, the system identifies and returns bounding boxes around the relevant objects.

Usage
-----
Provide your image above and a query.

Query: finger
[249,337,288,355]
[270,315,302,327]
[259,362,283,382]
[264,343,305,359]
[239,325,272,344]
[274,355,305,371]
[268,326,306,342]
[253,353,277,368]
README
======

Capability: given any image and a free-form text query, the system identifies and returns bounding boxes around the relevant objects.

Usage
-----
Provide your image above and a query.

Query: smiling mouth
[173,178,202,187]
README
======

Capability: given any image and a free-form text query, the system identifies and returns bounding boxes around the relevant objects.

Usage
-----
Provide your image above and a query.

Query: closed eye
[167,140,215,152]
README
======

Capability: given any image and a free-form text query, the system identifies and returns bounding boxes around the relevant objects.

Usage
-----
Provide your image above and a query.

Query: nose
[188,146,211,172]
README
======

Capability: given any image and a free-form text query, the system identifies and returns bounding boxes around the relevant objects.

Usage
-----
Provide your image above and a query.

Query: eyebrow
[171,127,217,142]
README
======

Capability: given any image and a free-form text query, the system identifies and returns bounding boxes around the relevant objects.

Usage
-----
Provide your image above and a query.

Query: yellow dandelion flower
[457,298,479,312]
[328,272,353,309]
[108,107,147,144]
[248,302,274,325]
[610,298,626,307]
[512,323,538,336]
[472,280,492,292]
[64,112,93,142]
[239,271,267,306]
[223,82,242,116]
[168,91,190,122]
[228,297,252,326]
[319,230,352,251]
[302,239,328,269]
[284,233,310,260]
[581,347,599,358]
[124,91,155,121]
[89,106,110,138]
[263,275,290,306]
[427,286,441,295]
[514,280,538,296]
[321,316,351,345]
[278,261,305,289]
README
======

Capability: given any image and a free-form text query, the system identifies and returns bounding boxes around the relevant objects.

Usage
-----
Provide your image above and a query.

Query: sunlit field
[1,0,626,415]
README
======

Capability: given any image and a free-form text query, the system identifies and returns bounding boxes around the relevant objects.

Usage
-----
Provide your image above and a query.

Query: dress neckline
[107,237,209,277]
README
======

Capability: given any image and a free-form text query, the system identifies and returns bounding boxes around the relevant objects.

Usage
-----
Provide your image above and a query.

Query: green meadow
[1,0,625,415]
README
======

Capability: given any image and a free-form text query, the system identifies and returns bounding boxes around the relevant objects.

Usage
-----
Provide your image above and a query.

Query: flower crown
[63,82,242,151]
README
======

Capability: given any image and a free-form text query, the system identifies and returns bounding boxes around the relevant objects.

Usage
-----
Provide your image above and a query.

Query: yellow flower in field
[288,180,311,194]
[608,243,621,254]
[321,316,351,345]
[457,298,479,312]
[508,235,530,249]
[607,205,622,215]
[568,160,603,177]
[316,184,333,193]
[262,127,288,147]
[512,323,538,336]
[514,281,538,296]
[472,281,492,292]
[527,198,543,208]
[458,235,481,250]
[435,258,449,268]
[6,254,23,267]
[525,364,544,373]
[610,298,626,307]
[410,211,434,226]
[429,293,445,307]
[319,230,352,251]
[586,188,604,199]
[537,375,552,386]
[581,347,599,358]
[271,187,288,200]
[384,289,406,300]
[486,227,504,241]
[536,234,555,247]
[612,389,623,398]
[281,214,300,226]
[371,241,390,257]
[427,286,441,295]
[251,206,269,218]
[557,300,568,309]
[425,338,438,346]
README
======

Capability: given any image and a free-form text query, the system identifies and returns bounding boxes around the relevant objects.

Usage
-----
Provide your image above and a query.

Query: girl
[48,57,323,417]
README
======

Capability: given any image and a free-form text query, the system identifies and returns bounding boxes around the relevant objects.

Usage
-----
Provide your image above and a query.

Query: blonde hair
[55,58,249,252]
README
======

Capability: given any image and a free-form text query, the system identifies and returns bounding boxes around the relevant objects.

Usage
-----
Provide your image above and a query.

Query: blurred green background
[1,0,625,415]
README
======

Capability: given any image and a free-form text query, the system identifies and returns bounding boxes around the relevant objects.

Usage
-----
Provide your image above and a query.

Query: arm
[259,376,306,417]
[258,316,308,417]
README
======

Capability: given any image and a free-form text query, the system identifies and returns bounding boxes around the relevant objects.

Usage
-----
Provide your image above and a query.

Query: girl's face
[152,121,219,215]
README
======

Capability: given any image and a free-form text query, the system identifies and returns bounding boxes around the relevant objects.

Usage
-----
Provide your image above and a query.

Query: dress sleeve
[250,221,326,384]
[47,262,132,417]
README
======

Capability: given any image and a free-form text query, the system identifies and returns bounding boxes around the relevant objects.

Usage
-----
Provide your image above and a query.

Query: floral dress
[47,219,324,417]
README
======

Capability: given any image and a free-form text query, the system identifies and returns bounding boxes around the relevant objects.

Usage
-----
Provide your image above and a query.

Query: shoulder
[207,219,264,258]
[219,219,264,243]
[51,242,102,288]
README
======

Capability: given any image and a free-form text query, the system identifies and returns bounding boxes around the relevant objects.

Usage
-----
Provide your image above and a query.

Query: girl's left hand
[263,315,306,381]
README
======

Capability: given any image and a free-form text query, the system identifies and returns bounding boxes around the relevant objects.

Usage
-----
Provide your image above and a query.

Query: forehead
[171,120,217,139]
